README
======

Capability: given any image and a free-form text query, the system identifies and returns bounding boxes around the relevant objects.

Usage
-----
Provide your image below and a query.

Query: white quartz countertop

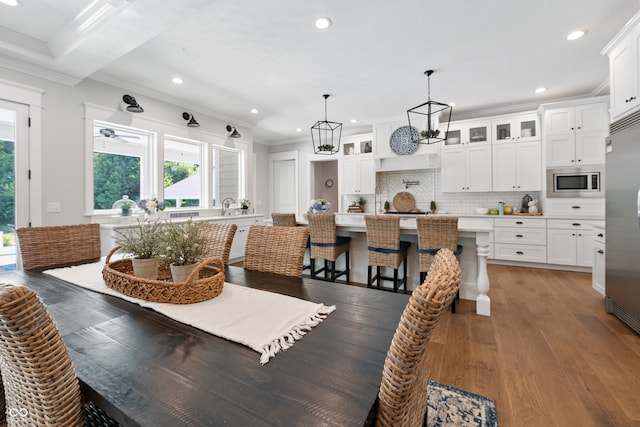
[302,214,493,233]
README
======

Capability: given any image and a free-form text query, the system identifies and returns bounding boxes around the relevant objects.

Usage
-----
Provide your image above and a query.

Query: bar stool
[271,212,311,271]
[365,215,411,293]
[307,213,350,282]
[271,213,297,226]
[416,215,463,312]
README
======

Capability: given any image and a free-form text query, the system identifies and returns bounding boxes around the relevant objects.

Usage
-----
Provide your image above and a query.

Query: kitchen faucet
[221,197,236,216]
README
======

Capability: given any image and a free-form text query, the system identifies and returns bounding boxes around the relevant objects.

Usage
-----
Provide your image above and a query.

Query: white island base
[304,214,493,316]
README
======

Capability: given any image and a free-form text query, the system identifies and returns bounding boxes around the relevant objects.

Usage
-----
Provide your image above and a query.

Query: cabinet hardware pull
[572,223,581,226]
[597,233,603,237]
[516,251,524,255]
[516,234,523,238]
[516,221,523,224]
[572,206,581,209]
[597,249,604,254]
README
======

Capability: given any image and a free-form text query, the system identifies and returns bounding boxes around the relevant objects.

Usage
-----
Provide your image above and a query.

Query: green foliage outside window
[0,140,15,233]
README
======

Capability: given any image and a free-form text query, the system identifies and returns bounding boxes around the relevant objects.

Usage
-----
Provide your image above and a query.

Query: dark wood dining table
[0,265,410,427]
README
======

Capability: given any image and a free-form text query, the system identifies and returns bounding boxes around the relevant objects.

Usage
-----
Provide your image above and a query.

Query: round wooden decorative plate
[393,192,419,213]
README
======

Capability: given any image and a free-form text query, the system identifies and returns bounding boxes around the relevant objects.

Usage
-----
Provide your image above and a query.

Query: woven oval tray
[102,247,225,304]
[393,192,419,213]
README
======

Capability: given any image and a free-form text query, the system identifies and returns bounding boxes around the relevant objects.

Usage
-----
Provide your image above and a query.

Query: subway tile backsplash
[372,170,540,214]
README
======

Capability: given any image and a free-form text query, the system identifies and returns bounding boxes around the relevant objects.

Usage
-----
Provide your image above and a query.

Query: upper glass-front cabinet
[492,113,540,143]
[442,121,490,146]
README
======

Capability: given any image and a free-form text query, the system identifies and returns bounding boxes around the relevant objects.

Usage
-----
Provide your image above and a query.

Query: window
[212,146,243,207]
[93,122,153,210]
[163,137,204,208]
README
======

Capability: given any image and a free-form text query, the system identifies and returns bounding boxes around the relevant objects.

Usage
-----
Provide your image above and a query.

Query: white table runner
[44,261,336,364]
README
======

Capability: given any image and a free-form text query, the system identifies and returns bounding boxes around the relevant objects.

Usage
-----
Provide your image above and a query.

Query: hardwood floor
[427,264,640,427]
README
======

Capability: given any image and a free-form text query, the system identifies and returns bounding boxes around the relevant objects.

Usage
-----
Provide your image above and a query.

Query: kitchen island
[305,213,493,316]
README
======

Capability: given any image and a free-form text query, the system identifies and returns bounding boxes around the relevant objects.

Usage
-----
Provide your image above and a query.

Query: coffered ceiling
[0,0,638,144]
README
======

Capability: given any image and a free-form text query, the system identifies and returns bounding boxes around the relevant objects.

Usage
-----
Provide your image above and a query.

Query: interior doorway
[0,100,28,272]
[269,151,299,216]
[309,159,338,212]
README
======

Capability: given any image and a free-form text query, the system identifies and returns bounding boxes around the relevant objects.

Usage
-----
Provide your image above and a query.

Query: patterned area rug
[427,380,498,426]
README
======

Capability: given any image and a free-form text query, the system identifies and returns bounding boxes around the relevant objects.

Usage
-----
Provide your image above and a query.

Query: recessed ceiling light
[567,30,586,41]
[296,128,302,132]
[172,76,183,84]
[315,17,332,30]
[0,0,19,6]
[350,119,358,123]
[448,102,456,107]
[535,87,547,94]
[250,109,259,114]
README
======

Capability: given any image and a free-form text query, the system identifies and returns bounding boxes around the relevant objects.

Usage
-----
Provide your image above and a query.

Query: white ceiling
[0,0,638,144]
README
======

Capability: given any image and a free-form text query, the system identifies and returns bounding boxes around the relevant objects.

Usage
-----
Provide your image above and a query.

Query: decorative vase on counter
[132,257,159,280]
[170,263,198,282]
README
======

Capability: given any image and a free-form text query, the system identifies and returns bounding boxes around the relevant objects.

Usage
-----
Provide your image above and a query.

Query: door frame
[268,151,299,216]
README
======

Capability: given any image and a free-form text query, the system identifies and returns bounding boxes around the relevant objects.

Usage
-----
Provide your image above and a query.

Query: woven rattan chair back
[365,215,405,269]
[375,248,461,427]
[0,283,122,426]
[271,213,297,227]
[244,225,310,277]
[17,223,101,270]
[416,216,459,274]
[307,213,350,282]
[203,222,237,265]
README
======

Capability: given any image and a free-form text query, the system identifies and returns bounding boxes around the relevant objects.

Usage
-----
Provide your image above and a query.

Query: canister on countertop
[521,194,533,213]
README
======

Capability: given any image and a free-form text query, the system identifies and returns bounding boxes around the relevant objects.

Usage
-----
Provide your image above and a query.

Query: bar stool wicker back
[416,216,463,312]
[0,283,121,426]
[307,213,350,282]
[271,213,297,226]
[364,215,411,293]
[374,248,461,427]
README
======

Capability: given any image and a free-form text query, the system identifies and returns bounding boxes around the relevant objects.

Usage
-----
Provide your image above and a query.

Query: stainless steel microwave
[546,166,604,198]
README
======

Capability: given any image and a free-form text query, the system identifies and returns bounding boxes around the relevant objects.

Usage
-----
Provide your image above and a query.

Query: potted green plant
[430,200,437,214]
[383,200,390,212]
[121,201,132,216]
[357,196,366,207]
[115,219,163,279]
[159,219,208,282]
[239,198,251,214]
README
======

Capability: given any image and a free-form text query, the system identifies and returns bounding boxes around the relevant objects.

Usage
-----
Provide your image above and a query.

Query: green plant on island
[430,200,437,212]
[384,200,390,211]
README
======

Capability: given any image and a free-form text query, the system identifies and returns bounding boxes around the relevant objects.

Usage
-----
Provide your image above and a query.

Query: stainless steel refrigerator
[605,114,640,335]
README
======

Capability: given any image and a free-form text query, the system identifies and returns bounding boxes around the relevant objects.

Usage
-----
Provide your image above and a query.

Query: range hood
[375,152,439,172]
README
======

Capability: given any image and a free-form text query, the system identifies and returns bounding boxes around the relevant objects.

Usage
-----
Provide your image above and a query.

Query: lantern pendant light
[406,70,452,144]
[311,94,342,155]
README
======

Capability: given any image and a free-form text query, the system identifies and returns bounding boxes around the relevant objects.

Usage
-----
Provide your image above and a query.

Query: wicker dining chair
[365,215,411,293]
[203,222,237,266]
[271,213,297,227]
[307,213,350,282]
[416,216,463,312]
[375,248,461,427]
[16,223,102,270]
[0,283,121,426]
[243,225,310,277]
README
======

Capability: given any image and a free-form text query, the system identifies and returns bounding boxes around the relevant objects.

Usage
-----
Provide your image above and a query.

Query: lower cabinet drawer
[494,228,546,245]
[494,243,547,263]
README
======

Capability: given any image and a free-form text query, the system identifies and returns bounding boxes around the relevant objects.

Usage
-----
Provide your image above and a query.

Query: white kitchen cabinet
[442,120,490,146]
[226,216,264,261]
[341,133,373,157]
[492,140,541,191]
[592,226,606,295]
[493,217,547,263]
[542,100,609,167]
[491,112,540,144]
[340,155,375,194]
[544,198,605,218]
[602,13,640,122]
[547,220,594,267]
[441,144,492,192]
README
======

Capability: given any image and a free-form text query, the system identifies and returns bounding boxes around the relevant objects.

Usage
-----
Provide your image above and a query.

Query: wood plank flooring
[427,265,640,427]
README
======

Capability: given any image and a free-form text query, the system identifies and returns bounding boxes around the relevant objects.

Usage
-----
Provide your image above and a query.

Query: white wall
[0,67,253,226]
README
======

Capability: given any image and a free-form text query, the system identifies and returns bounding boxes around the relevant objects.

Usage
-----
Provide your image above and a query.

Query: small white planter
[132,258,159,280]
[170,263,197,282]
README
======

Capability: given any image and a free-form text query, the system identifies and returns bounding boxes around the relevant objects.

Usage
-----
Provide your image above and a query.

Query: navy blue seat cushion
[311,235,351,247]
[367,240,411,254]
[417,244,463,256]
